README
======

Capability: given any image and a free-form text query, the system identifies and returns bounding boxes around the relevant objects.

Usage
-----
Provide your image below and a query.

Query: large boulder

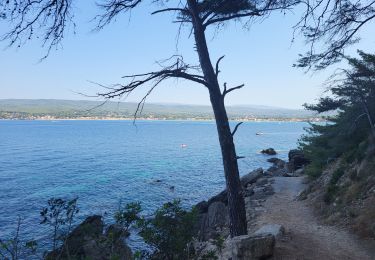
[46,215,132,260]
[196,201,230,241]
[288,149,310,171]
[261,148,277,155]
[241,168,264,187]
[254,224,285,239]
[207,201,229,228]
[230,234,275,260]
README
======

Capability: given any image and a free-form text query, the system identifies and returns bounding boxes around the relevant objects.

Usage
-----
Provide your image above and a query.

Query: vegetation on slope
[300,51,375,239]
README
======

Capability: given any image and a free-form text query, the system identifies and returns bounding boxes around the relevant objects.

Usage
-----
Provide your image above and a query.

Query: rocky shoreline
[50,149,309,259]
[192,149,309,259]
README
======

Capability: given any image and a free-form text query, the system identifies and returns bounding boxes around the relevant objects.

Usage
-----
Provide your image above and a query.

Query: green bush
[137,199,197,260]
[114,201,142,233]
[324,168,346,204]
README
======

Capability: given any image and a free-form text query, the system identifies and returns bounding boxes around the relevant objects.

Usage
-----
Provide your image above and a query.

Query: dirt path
[253,177,375,260]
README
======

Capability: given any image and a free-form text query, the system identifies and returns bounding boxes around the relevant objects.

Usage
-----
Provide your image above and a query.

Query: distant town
[0,99,323,122]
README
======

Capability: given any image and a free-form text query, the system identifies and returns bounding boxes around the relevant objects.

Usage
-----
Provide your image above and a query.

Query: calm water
[0,120,307,248]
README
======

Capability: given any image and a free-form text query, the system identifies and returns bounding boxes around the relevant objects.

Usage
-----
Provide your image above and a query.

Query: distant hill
[0,99,318,120]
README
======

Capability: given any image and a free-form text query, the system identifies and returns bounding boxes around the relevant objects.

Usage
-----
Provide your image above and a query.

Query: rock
[244,187,255,197]
[267,158,286,168]
[106,224,129,239]
[207,189,228,205]
[261,148,277,155]
[294,168,305,176]
[282,172,293,177]
[266,165,288,177]
[196,200,209,213]
[267,157,280,163]
[207,202,229,228]
[230,234,275,260]
[196,201,230,241]
[288,149,310,171]
[46,215,132,260]
[254,224,285,239]
[256,178,268,186]
[241,168,264,187]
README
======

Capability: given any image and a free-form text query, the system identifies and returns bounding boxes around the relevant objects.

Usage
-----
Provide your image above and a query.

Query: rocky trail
[253,176,375,260]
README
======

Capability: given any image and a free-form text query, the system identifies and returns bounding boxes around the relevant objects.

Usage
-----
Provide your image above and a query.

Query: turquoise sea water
[0,120,307,248]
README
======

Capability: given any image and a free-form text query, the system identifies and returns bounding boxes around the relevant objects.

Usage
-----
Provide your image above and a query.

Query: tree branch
[223,83,245,97]
[152,8,189,16]
[231,122,243,136]
[215,55,225,77]
[95,0,142,29]
[95,57,207,120]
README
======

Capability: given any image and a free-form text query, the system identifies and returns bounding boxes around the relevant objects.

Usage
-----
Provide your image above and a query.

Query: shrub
[114,201,142,233]
[137,199,197,259]
[40,197,79,250]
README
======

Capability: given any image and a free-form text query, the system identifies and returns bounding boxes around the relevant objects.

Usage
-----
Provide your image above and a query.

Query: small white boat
[180,144,188,148]
[256,132,264,135]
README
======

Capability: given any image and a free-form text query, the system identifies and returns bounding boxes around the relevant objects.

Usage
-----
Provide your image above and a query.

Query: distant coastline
[0,99,324,122]
[0,116,323,122]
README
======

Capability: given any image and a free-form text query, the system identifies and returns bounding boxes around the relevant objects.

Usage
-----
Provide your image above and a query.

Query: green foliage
[324,167,346,204]
[0,217,38,260]
[114,201,142,232]
[40,197,79,250]
[200,250,218,260]
[212,236,225,253]
[198,0,255,16]
[300,51,375,179]
[137,200,197,260]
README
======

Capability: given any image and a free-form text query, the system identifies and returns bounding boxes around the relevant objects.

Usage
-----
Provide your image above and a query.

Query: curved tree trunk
[187,0,247,237]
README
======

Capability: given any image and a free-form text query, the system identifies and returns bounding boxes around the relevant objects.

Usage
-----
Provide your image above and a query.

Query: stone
[196,200,209,213]
[294,168,305,176]
[256,178,268,186]
[46,215,132,260]
[207,190,228,205]
[230,234,275,260]
[267,157,280,163]
[207,201,228,228]
[261,148,277,155]
[288,149,310,171]
[241,168,263,187]
[254,224,285,239]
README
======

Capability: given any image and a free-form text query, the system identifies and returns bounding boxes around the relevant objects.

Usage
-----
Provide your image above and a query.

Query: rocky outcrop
[46,216,132,260]
[254,224,285,239]
[288,149,310,172]
[265,158,289,177]
[230,234,275,260]
[261,148,277,155]
[195,168,264,240]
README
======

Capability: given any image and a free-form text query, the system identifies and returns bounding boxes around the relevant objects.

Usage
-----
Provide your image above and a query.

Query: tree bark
[187,0,247,237]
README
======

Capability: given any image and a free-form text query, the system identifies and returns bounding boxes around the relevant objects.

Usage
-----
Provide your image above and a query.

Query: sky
[0,2,374,109]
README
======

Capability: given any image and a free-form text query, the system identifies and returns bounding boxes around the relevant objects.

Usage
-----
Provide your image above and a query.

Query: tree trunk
[187,0,247,237]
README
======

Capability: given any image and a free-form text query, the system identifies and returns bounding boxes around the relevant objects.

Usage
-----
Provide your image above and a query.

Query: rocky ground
[194,150,375,259]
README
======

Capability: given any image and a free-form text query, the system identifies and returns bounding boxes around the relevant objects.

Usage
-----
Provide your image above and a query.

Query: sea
[0,120,308,251]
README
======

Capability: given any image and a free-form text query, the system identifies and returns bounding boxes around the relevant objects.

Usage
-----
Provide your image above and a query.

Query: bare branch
[215,55,225,77]
[95,0,142,29]
[295,0,375,69]
[95,57,207,119]
[1,0,74,56]
[223,83,245,97]
[152,8,189,16]
[231,122,243,136]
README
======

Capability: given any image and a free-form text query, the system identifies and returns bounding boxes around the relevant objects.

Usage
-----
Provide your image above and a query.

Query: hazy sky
[0,2,374,109]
